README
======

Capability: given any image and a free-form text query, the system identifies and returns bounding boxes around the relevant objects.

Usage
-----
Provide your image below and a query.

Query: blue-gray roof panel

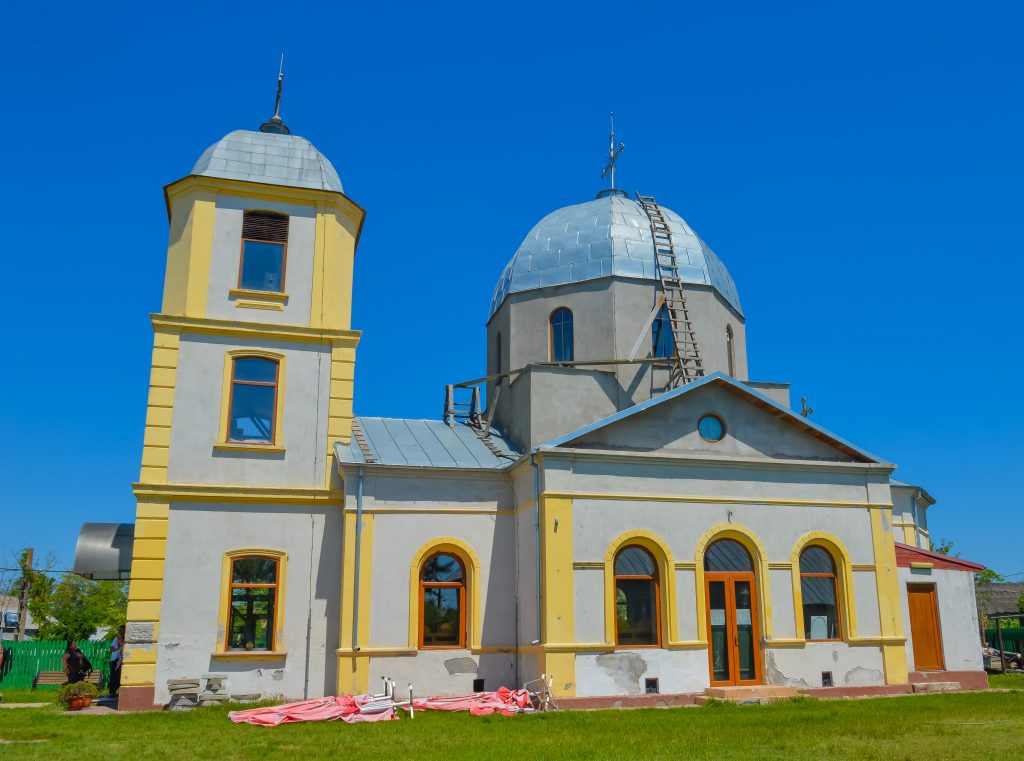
[335,418,520,469]
[191,130,343,193]
[489,195,742,320]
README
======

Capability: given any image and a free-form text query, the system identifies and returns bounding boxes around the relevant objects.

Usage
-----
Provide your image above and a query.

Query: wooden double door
[706,572,762,686]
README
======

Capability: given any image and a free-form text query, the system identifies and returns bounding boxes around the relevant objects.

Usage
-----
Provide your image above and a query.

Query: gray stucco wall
[205,194,317,325]
[898,566,982,673]
[155,502,341,703]
[488,277,747,450]
[167,334,330,486]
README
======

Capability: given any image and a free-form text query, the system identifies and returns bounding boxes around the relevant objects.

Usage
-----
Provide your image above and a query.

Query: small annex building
[75,104,986,709]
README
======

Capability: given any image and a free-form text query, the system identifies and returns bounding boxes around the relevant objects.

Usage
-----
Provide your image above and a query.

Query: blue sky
[2,1,1021,578]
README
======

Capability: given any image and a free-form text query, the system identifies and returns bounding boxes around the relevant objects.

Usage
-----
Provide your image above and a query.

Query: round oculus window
[698,414,725,442]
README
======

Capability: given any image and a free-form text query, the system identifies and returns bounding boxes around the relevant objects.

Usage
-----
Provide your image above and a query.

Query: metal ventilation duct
[73,523,135,581]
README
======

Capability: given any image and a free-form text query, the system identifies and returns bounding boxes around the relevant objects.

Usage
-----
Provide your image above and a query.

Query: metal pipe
[352,466,365,651]
[532,454,542,645]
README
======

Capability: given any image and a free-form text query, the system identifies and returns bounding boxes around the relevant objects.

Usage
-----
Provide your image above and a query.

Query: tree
[28,573,127,641]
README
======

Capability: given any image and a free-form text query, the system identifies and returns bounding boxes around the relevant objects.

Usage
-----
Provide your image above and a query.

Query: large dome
[190,130,343,193]
[488,194,741,320]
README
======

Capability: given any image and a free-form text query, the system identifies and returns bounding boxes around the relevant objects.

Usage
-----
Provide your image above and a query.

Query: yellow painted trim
[338,512,374,695]
[336,647,417,657]
[213,442,287,454]
[851,563,876,572]
[152,313,361,347]
[229,288,290,303]
[909,562,933,570]
[693,523,773,642]
[788,532,859,642]
[137,332,179,484]
[217,548,288,654]
[539,495,576,696]
[870,508,909,684]
[602,529,678,646]
[218,350,286,448]
[235,299,286,311]
[573,561,603,570]
[407,536,482,650]
[767,562,792,570]
[211,651,288,661]
[543,490,892,509]
[133,482,342,504]
[165,175,365,224]
[123,501,169,688]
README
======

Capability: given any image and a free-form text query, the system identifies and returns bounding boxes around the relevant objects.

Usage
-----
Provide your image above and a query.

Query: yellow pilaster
[310,205,358,331]
[123,500,169,687]
[138,329,180,484]
[870,507,909,684]
[540,495,576,697]
[162,189,216,318]
[337,510,374,695]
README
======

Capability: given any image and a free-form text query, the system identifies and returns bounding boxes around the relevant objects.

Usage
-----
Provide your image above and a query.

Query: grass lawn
[988,672,1024,689]
[0,691,1022,761]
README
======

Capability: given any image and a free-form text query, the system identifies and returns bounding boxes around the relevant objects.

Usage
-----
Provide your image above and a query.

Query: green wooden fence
[984,627,1024,655]
[0,640,111,689]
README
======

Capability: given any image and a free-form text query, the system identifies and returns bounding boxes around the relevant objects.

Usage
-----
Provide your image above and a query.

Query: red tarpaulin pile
[228,687,534,726]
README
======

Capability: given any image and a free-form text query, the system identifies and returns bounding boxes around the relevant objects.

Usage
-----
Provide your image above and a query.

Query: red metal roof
[894,542,985,572]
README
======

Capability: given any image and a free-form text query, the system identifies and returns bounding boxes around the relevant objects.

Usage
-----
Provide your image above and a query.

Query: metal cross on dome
[601,112,625,189]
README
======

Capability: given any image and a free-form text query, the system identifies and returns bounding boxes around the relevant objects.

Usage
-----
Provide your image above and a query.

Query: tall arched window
[420,553,466,648]
[550,308,574,362]
[226,555,280,651]
[652,305,674,359]
[614,546,660,647]
[228,356,280,443]
[800,546,841,640]
[726,325,735,377]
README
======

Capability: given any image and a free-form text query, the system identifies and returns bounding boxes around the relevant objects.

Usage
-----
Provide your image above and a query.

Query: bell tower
[119,88,365,708]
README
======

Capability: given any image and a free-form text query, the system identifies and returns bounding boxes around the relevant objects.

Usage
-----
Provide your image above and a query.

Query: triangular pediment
[540,374,883,464]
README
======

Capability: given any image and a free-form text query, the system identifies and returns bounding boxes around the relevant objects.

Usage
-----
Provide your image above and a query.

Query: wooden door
[907,584,944,671]
[706,574,762,686]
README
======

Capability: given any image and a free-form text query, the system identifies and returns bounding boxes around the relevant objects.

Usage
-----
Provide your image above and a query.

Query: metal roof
[489,195,742,320]
[535,372,888,464]
[334,417,520,469]
[190,130,343,193]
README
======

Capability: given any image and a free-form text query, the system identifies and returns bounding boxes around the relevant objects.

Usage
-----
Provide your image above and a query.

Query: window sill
[211,651,287,661]
[214,442,286,454]
[230,289,289,311]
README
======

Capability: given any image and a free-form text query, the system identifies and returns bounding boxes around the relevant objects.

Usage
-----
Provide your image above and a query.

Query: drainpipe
[532,453,542,646]
[352,466,365,651]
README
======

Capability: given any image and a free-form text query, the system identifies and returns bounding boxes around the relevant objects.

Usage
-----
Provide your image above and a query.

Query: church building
[75,97,986,710]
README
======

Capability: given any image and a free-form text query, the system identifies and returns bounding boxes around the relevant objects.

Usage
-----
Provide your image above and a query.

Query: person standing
[108,626,125,696]
[62,641,91,684]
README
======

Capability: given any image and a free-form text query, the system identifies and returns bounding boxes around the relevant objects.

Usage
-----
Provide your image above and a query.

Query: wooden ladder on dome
[636,193,705,389]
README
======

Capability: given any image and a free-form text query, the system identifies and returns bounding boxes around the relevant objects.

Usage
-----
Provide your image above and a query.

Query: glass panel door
[708,580,730,683]
[734,580,756,682]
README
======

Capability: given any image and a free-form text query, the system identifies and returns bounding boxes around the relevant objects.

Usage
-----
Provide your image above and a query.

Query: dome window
[550,308,574,363]
[652,306,674,359]
[239,211,289,293]
[698,414,726,443]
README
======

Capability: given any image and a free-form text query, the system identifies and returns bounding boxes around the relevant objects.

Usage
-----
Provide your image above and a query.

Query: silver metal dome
[191,130,343,193]
[488,195,742,319]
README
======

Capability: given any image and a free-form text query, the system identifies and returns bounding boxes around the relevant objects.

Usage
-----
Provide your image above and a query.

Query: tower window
[228,356,279,443]
[226,555,279,651]
[239,211,289,292]
[726,325,735,377]
[652,306,674,359]
[550,308,574,362]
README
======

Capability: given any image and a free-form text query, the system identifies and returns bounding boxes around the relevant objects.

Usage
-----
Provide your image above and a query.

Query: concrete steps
[910,681,961,694]
[695,685,798,705]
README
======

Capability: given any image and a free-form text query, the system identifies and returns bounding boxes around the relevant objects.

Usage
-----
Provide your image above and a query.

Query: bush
[56,680,99,708]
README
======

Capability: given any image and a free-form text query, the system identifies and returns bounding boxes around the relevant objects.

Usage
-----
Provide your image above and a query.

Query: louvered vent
[242,211,289,243]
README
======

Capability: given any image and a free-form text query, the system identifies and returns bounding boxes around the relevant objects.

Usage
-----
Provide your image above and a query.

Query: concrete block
[911,682,960,694]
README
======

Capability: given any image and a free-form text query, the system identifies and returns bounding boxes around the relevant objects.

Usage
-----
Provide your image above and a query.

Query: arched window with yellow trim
[800,546,841,640]
[226,555,280,651]
[228,356,279,443]
[614,546,660,647]
[420,552,466,648]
